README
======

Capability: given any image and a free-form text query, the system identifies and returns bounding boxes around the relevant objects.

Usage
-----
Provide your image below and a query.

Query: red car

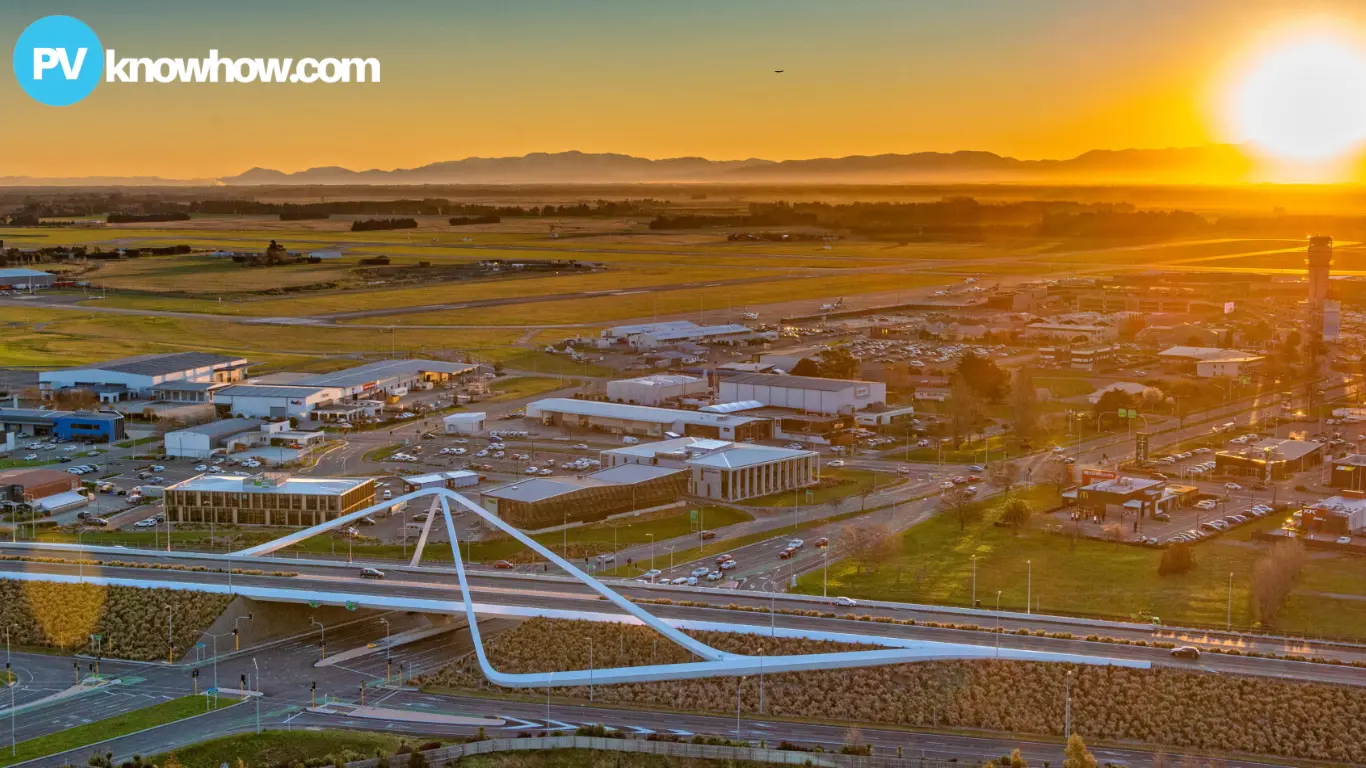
[815,537,830,548]
[700,530,717,540]
[967,474,981,482]
[494,560,515,570]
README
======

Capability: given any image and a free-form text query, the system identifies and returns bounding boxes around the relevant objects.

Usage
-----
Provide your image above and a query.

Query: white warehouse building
[41,352,250,402]
[212,385,340,420]
[443,412,486,434]
[606,374,710,406]
[526,398,771,441]
[717,373,886,415]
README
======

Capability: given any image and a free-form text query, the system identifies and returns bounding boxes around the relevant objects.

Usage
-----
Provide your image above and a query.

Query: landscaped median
[0,695,237,768]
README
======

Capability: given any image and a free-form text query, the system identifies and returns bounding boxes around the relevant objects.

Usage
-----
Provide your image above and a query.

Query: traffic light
[311,680,316,707]
[240,673,247,693]
[233,628,239,652]
[192,667,199,694]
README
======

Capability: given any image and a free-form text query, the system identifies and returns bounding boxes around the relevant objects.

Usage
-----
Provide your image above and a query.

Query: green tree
[1063,733,1097,768]
[1091,388,1135,425]
[814,346,860,379]
[1158,542,1196,576]
[949,374,984,444]
[1011,368,1039,442]
[956,352,1009,402]
[790,357,821,377]
[1000,497,1033,529]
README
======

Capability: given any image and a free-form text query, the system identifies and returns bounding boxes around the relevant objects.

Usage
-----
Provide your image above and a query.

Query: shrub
[1157,542,1196,576]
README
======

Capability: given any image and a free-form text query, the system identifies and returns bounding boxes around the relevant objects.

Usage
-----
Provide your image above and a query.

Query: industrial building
[290,359,479,400]
[211,384,340,420]
[1216,438,1324,481]
[162,473,376,526]
[606,374,710,406]
[480,463,686,528]
[0,409,125,441]
[602,436,820,502]
[162,418,266,458]
[1158,347,1265,378]
[1021,323,1118,343]
[40,352,250,402]
[717,373,886,415]
[0,468,84,513]
[52,411,126,442]
[0,267,55,289]
[442,412,486,434]
[526,398,771,441]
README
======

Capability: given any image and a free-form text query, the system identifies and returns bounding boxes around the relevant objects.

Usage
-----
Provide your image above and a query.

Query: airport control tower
[1308,235,1333,302]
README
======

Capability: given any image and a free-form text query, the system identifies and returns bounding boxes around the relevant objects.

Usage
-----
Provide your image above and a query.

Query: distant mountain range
[0,145,1267,187]
[216,146,1259,185]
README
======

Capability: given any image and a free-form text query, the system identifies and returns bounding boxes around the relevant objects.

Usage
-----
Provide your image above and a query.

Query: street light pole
[971,554,977,607]
[1026,560,1032,615]
[1227,571,1233,631]
[995,590,1002,657]
[647,534,655,573]
[1065,670,1073,738]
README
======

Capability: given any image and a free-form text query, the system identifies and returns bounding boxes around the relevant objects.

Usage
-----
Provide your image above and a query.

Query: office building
[163,473,376,526]
[602,436,820,502]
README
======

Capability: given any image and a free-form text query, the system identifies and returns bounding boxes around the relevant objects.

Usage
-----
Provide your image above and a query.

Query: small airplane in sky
[774,69,784,73]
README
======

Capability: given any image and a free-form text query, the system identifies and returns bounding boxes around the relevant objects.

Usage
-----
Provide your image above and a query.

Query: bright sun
[1234,35,1366,162]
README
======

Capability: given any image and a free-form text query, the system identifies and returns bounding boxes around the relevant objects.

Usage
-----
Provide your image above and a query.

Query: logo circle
[12,16,103,106]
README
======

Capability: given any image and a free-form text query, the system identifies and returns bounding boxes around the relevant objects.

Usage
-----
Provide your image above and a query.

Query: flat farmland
[77,262,786,316]
[342,271,959,326]
[77,253,356,293]
[1038,238,1304,265]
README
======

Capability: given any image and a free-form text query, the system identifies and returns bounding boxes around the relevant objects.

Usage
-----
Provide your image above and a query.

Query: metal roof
[169,473,371,496]
[700,400,765,413]
[685,444,813,469]
[482,477,608,503]
[588,464,683,484]
[36,490,89,511]
[152,381,221,392]
[0,408,71,425]
[214,384,332,399]
[0,268,53,278]
[55,352,243,377]
[527,398,764,426]
[169,418,265,439]
[722,373,874,392]
[614,374,704,387]
[294,359,477,388]
[604,320,699,337]
[642,324,757,341]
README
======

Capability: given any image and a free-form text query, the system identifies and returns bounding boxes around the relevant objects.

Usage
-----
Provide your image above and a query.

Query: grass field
[347,272,958,327]
[0,695,236,768]
[794,487,1366,638]
[488,375,574,401]
[749,468,887,507]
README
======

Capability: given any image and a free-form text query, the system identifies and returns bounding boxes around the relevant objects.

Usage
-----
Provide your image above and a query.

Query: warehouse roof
[641,324,757,341]
[527,398,764,426]
[613,374,704,387]
[1222,438,1323,463]
[294,359,477,388]
[722,373,876,392]
[0,408,71,425]
[53,352,243,377]
[588,464,684,484]
[152,381,221,392]
[169,473,370,496]
[482,476,607,503]
[169,418,265,439]
[214,384,333,399]
[0,268,53,278]
[685,444,814,469]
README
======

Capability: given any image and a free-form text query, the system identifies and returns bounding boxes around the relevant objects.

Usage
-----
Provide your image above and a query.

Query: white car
[572,443,589,450]
[834,596,858,607]
[133,519,158,528]
[525,467,539,475]
[706,570,723,581]
[719,559,738,570]
[23,454,37,461]
[691,566,710,577]
[194,464,209,472]
[1224,482,1242,492]
[827,459,845,467]
[670,577,689,586]
[642,569,662,579]
[151,465,166,472]
[788,539,804,549]
[1338,536,1353,545]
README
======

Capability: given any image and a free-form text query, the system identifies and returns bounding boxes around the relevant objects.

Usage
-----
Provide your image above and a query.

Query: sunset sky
[4,0,1366,179]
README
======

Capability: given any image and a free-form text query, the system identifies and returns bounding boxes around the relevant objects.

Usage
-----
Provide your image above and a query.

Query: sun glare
[1233,35,1366,162]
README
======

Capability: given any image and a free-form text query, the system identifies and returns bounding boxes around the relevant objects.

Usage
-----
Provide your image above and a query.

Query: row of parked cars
[1165,503,1274,545]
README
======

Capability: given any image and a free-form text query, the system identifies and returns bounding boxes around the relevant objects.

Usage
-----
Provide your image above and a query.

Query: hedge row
[0,581,232,660]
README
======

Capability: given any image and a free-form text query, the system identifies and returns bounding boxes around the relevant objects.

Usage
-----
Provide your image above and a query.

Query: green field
[488,375,575,401]
[0,695,236,768]
[749,468,889,507]
[795,487,1366,638]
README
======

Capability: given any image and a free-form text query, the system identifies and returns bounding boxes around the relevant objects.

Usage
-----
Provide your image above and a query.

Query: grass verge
[0,695,236,768]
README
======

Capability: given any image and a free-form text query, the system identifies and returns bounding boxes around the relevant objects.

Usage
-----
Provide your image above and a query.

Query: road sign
[196,642,205,649]
[689,509,697,522]
[344,601,357,612]
[308,601,320,608]
[1135,432,1150,463]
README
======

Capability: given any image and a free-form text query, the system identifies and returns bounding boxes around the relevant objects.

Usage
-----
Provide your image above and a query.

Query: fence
[341,736,975,768]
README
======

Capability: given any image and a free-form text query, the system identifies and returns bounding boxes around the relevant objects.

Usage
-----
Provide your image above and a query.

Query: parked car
[642,569,662,579]
[1338,536,1353,545]
[1224,482,1242,491]
[706,570,722,581]
[691,566,710,577]
[719,559,738,570]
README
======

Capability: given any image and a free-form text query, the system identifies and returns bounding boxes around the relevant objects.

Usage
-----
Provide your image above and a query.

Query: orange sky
[3,0,1366,179]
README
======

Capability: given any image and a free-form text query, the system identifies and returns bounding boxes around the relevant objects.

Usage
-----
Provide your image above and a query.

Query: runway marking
[498,715,541,729]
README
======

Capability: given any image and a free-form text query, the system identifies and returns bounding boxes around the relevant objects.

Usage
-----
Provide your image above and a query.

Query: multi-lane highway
[3,544,1364,687]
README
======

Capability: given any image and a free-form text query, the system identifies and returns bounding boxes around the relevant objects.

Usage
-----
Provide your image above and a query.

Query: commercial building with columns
[602,436,819,502]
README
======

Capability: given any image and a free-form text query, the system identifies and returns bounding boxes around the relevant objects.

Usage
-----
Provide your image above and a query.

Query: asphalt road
[3,551,1365,687]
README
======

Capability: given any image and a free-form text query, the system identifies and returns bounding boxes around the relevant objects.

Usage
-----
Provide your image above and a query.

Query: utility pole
[1065,670,1073,738]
